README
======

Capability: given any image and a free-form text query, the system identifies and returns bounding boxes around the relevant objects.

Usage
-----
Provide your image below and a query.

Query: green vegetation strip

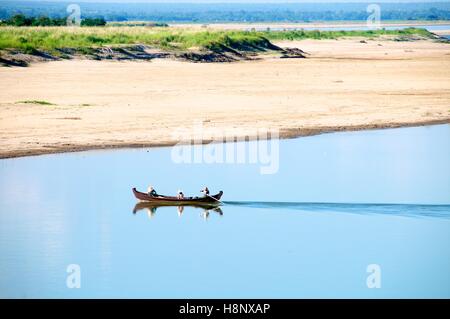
[16,100,55,105]
[0,14,106,27]
[0,27,434,54]
[262,27,434,40]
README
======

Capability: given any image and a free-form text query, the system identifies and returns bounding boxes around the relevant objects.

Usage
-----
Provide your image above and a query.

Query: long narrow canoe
[132,187,223,206]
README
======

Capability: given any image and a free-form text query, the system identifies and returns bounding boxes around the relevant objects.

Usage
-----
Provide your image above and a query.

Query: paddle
[201,191,223,204]
[206,194,223,204]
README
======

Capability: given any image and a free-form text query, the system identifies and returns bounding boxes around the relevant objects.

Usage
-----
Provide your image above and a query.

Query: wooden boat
[132,187,223,207]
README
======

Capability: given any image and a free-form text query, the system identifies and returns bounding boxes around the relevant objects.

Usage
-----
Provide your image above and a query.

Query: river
[0,124,449,298]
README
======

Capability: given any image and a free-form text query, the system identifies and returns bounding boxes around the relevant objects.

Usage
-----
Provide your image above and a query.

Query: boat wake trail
[223,201,450,219]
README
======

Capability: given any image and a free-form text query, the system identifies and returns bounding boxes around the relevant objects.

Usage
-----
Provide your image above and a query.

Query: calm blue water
[0,124,449,298]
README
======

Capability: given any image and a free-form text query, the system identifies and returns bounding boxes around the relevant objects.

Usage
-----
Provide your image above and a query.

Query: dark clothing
[149,189,158,197]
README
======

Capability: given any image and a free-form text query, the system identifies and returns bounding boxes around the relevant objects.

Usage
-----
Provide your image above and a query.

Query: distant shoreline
[171,20,450,29]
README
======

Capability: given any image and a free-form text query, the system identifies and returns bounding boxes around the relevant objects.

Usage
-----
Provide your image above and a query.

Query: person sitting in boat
[147,185,158,197]
[177,190,184,199]
[201,186,210,196]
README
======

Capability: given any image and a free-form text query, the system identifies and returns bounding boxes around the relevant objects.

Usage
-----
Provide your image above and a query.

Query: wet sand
[1,38,449,158]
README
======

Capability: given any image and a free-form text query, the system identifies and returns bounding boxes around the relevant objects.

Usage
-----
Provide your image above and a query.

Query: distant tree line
[0,14,106,26]
[0,2,449,23]
[79,18,107,27]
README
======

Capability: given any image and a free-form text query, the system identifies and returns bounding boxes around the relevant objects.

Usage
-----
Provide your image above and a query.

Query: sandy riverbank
[171,21,450,30]
[433,30,450,35]
[1,38,449,159]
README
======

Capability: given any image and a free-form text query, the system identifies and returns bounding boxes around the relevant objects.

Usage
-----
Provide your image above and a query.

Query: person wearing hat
[201,186,210,197]
[147,185,158,197]
[177,190,184,199]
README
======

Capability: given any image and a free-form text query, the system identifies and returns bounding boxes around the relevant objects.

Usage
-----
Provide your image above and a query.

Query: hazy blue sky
[14,0,448,3]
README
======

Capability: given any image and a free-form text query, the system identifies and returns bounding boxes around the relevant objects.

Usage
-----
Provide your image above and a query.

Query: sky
[11,0,448,3]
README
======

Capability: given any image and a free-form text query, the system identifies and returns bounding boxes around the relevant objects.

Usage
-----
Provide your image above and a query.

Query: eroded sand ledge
[1,39,449,159]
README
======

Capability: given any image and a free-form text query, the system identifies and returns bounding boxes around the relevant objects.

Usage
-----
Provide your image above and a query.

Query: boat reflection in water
[133,202,223,220]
